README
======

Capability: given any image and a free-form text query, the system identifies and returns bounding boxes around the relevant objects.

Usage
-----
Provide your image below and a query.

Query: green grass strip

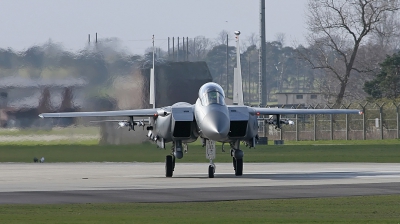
[0,142,400,163]
[1,195,400,223]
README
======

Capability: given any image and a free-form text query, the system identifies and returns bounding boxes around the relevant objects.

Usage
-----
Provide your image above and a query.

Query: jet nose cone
[202,110,229,141]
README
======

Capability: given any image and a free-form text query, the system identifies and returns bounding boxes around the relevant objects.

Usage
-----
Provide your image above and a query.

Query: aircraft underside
[162,138,247,178]
[146,104,257,178]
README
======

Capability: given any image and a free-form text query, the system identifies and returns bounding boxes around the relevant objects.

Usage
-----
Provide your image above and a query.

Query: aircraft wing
[39,108,160,118]
[251,107,362,115]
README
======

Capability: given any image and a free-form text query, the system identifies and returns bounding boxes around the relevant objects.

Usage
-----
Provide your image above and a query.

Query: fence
[259,103,400,141]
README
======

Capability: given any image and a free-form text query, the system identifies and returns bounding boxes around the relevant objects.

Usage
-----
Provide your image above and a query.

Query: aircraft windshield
[202,91,225,106]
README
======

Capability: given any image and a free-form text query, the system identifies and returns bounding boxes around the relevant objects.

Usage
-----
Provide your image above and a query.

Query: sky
[0,0,308,54]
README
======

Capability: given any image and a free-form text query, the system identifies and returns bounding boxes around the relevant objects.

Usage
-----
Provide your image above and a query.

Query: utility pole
[186,37,189,61]
[260,0,267,106]
[177,37,180,61]
[226,34,229,97]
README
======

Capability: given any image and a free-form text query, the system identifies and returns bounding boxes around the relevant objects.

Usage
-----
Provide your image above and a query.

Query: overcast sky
[0,0,308,54]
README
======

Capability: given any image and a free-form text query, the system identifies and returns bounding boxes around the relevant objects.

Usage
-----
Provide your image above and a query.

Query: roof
[0,76,87,89]
[275,92,321,95]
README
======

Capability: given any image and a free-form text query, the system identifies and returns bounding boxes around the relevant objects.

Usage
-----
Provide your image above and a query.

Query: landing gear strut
[165,140,183,177]
[206,139,216,178]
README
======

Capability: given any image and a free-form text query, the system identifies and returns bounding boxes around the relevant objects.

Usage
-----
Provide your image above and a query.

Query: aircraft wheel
[232,157,237,170]
[235,158,243,176]
[165,155,174,177]
[172,156,176,171]
[208,165,215,178]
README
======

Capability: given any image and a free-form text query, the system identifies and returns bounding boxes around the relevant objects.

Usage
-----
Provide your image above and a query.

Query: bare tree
[246,32,259,47]
[275,33,286,46]
[189,36,213,61]
[302,0,399,106]
[370,8,400,51]
[215,30,229,45]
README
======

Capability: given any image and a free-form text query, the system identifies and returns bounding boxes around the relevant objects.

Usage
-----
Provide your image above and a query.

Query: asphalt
[1,162,400,204]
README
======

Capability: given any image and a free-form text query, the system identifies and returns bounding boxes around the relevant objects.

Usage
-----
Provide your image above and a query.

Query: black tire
[172,156,176,171]
[232,157,237,170]
[235,158,243,176]
[208,165,214,178]
[165,155,173,177]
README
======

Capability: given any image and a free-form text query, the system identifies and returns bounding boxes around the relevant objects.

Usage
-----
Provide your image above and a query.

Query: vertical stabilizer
[150,35,156,109]
[233,31,244,105]
[150,68,155,108]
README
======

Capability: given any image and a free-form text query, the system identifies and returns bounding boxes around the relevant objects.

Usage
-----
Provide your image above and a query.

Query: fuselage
[194,83,258,142]
[154,82,258,144]
[194,99,230,141]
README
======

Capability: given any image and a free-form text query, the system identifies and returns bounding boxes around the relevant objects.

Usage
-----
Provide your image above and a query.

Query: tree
[215,30,229,45]
[242,45,259,103]
[364,52,400,99]
[205,44,235,92]
[188,36,213,61]
[302,0,399,106]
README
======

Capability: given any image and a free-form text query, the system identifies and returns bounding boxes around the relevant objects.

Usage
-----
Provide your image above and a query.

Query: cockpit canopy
[198,83,226,106]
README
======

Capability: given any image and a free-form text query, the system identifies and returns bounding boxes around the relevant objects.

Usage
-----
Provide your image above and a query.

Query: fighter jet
[39,32,362,178]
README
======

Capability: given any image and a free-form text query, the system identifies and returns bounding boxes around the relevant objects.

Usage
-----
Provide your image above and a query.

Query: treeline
[0,33,398,105]
[1,0,400,106]
[0,39,145,87]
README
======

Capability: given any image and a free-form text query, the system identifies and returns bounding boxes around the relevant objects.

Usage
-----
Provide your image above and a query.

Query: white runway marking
[1,162,400,192]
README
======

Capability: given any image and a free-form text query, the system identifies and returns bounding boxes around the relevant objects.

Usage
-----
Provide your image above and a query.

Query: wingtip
[359,111,364,115]
[38,114,44,118]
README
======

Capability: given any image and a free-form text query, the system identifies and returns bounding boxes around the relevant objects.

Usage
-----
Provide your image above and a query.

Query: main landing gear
[165,155,175,177]
[166,139,244,178]
[165,140,184,177]
[204,139,244,178]
[230,141,243,176]
[232,157,243,176]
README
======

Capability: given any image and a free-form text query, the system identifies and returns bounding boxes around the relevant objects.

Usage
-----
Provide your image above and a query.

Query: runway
[1,162,400,204]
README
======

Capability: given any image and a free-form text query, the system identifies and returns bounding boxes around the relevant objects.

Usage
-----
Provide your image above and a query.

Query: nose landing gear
[206,139,216,178]
[208,164,215,178]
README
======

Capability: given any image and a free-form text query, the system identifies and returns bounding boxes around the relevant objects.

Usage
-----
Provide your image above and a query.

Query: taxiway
[0,162,399,204]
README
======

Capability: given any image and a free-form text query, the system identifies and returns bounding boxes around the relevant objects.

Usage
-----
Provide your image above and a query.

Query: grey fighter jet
[39,32,362,178]
[39,81,361,178]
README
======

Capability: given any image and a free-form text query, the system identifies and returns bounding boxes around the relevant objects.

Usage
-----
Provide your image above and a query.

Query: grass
[1,140,399,223]
[0,139,99,146]
[0,126,99,136]
[1,140,400,163]
[284,138,400,145]
[1,195,400,223]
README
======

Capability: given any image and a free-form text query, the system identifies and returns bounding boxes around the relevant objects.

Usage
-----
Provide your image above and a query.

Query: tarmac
[1,162,400,204]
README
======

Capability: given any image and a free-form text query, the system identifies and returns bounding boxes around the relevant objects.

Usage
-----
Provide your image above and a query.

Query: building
[0,76,86,128]
[275,92,324,106]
